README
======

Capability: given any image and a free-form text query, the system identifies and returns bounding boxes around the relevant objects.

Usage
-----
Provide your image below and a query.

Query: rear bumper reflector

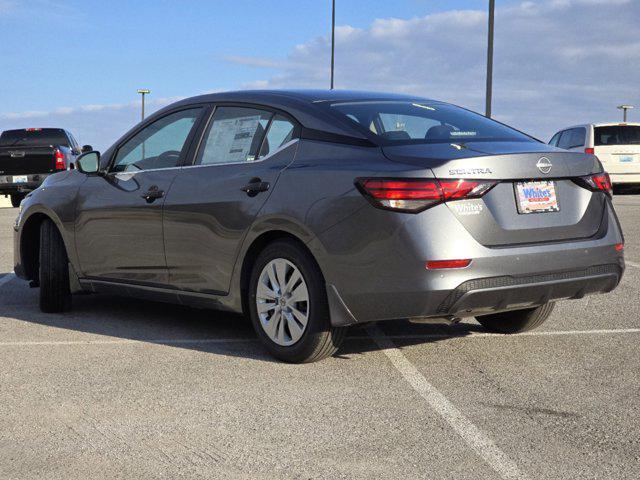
[426,259,472,270]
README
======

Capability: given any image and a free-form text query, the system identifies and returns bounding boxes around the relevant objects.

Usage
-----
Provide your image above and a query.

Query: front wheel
[248,240,347,363]
[39,219,72,313]
[10,193,24,208]
[476,302,555,334]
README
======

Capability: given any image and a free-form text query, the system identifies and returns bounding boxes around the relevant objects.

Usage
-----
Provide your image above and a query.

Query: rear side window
[195,107,272,165]
[258,115,297,158]
[594,126,640,146]
[328,101,533,144]
[0,128,69,147]
[557,128,585,149]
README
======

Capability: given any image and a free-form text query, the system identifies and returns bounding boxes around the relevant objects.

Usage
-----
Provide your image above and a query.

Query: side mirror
[81,144,93,153]
[76,151,101,174]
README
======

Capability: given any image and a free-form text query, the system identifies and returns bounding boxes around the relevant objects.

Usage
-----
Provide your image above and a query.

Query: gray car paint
[14,90,625,329]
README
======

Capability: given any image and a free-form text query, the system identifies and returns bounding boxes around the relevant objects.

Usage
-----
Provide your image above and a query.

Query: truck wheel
[10,193,24,208]
[248,239,347,363]
[476,302,554,334]
[39,219,71,313]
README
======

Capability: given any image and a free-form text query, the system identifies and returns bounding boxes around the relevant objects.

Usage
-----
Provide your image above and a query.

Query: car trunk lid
[382,142,606,246]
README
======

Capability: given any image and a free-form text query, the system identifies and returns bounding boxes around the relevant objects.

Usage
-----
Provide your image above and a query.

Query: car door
[74,107,206,285]
[163,106,300,294]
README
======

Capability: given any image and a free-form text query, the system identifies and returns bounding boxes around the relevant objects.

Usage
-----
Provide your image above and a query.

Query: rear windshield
[594,126,640,146]
[0,128,69,147]
[328,101,534,144]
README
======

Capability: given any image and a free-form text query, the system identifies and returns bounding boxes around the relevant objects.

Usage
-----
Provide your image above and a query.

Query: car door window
[195,107,272,165]
[112,108,202,172]
[258,115,297,158]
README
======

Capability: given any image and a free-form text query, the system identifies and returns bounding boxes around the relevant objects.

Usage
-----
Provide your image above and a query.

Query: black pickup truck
[0,128,91,207]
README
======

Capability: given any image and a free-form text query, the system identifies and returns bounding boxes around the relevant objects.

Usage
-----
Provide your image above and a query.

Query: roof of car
[558,122,640,130]
[167,89,435,139]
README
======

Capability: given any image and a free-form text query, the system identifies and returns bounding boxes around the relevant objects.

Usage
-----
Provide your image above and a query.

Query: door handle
[241,178,270,197]
[141,185,165,203]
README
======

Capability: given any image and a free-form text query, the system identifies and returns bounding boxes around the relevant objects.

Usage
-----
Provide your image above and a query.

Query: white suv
[549,123,640,188]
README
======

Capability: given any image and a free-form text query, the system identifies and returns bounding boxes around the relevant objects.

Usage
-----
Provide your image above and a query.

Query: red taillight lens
[575,172,612,196]
[426,259,472,270]
[614,243,624,252]
[357,178,496,212]
[585,147,595,155]
[54,149,66,171]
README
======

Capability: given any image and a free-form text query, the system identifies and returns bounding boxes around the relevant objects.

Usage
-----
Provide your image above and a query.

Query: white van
[549,123,640,188]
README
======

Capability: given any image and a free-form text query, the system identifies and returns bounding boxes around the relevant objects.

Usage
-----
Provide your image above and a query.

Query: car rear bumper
[435,264,621,317]
[313,199,625,326]
[609,173,640,185]
[0,174,49,193]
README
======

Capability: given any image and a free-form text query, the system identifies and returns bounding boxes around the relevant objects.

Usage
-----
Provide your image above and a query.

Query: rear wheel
[476,302,555,334]
[248,239,347,363]
[10,193,24,208]
[39,219,71,313]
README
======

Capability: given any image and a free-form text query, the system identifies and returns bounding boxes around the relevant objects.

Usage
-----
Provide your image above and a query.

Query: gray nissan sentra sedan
[13,90,625,362]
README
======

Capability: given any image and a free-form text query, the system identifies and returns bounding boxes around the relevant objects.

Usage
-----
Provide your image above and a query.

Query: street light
[485,0,495,118]
[330,0,336,90]
[137,89,151,121]
[617,105,634,123]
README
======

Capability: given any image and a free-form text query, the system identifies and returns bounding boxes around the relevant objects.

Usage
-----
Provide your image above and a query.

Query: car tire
[10,193,24,208]
[39,219,72,313]
[475,302,555,334]
[248,239,347,363]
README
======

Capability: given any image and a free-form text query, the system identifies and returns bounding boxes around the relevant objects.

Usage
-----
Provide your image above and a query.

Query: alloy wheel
[256,258,309,346]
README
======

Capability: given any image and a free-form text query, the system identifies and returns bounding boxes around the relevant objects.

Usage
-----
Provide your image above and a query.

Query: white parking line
[350,327,640,341]
[1,328,638,348]
[627,261,640,269]
[366,324,528,480]
[0,273,15,287]
[0,337,257,347]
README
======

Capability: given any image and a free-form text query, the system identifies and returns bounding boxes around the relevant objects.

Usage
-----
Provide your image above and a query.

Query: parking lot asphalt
[0,195,639,480]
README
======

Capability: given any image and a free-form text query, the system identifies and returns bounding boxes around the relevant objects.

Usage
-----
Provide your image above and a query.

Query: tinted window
[557,128,585,149]
[112,108,202,172]
[549,132,561,146]
[196,107,272,165]
[258,115,297,158]
[594,125,640,146]
[0,128,69,147]
[328,101,533,144]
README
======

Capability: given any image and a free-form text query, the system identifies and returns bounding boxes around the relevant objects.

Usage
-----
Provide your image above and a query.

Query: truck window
[0,128,70,147]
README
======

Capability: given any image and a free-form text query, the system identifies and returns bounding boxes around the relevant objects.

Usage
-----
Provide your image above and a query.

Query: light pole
[485,0,495,118]
[330,0,336,90]
[617,105,634,122]
[137,89,151,121]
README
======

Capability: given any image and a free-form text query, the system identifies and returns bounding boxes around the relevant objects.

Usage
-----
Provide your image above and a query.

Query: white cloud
[0,97,184,151]
[233,0,640,140]
[1,0,638,147]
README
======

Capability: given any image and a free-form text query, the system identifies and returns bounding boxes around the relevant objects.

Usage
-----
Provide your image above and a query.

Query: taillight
[585,147,595,155]
[426,259,472,270]
[54,149,66,171]
[356,178,497,212]
[574,172,612,196]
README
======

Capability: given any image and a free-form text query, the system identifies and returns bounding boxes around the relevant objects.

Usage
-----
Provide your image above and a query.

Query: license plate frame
[515,180,560,214]
[12,175,28,183]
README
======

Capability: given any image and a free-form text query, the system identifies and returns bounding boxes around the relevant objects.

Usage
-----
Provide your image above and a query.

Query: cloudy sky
[0,0,638,150]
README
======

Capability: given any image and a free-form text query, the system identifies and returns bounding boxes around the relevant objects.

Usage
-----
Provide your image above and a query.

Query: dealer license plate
[515,181,560,214]
[12,175,28,183]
